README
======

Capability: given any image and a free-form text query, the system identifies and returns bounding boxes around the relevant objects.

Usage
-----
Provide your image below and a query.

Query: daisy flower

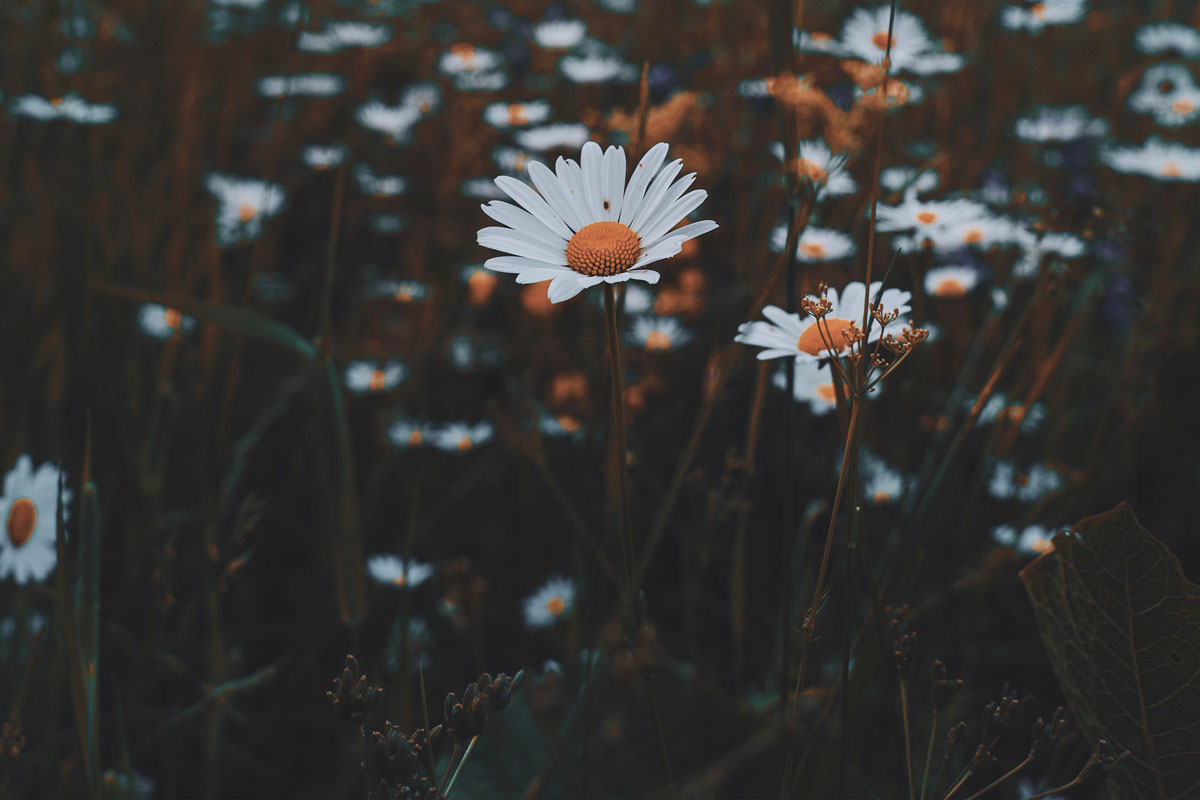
[448,335,502,370]
[204,173,286,248]
[301,144,347,171]
[816,6,965,75]
[1013,228,1087,276]
[627,315,692,351]
[929,216,1020,252]
[0,456,70,584]
[9,93,117,124]
[533,19,587,49]
[1013,105,1108,142]
[514,122,591,152]
[476,141,718,303]
[768,225,856,262]
[354,164,407,197]
[623,283,656,313]
[1134,22,1200,58]
[483,100,551,129]
[772,359,846,415]
[987,461,1064,502]
[343,359,409,393]
[991,524,1059,555]
[879,166,939,195]
[924,266,980,298]
[256,73,345,98]
[388,419,428,449]
[1101,136,1200,181]
[875,194,991,239]
[523,575,576,629]
[559,53,637,83]
[298,21,391,53]
[430,422,494,452]
[439,43,502,75]
[972,393,1047,434]
[860,449,905,504]
[402,83,442,115]
[137,303,196,339]
[367,277,428,303]
[365,555,434,589]
[355,100,423,143]
[1000,0,1086,33]
[768,139,858,199]
[597,0,636,12]
[735,281,912,362]
[1128,64,1200,127]
[492,145,538,176]
[538,411,585,439]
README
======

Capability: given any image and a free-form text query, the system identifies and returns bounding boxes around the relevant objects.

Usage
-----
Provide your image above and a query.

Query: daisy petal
[481,201,568,245]
[619,142,670,225]
[494,176,576,240]
[528,160,583,232]
[629,159,684,233]
[547,276,587,303]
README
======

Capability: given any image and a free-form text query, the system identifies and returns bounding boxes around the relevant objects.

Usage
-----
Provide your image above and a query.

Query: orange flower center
[451,43,477,69]
[393,575,408,587]
[1031,3,1046,18]
[557,415,581,433]
[1163,161,1183,177]
[963,228,984,244]
[368,369,387,391]
[507,104,528,126]
[408,430,423,446]
[815,383,838,402]
[457,436,473,451]
[545,596,566,616]
[916,211,937,225]
[6,498,36,548]
[871,31,892,50]
[51,97,64,106]
[566,221,641,277]
[395,288,413,302]
[1030,538,1053,553]
[797,158,827,182]
[873,490,891,503]
[468,270,498,305]
[645,330,671,350]
[163,307,183,331]
[934,278,968,297]
[1172,99,1195,115]
[800,242,827,259]
[797,318,855,356]
[238,204,258,223]
[810,31,832,42]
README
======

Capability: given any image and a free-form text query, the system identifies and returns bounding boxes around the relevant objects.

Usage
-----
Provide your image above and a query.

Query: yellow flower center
[873,490,891,503]
[163,307,183,331]
[408,430,423,446]
[566,221,642,277]
[557,415,581,433]
[368,369,387,391]
[395,288,413,301]
[1163,161,1182,177]
[810,31,832,42]
[797,318,855,356]
[451,43,477,69]
[934,278,968,297]
[871,31,892,50]
[916,211,937,225]
[545,596,566,616]
[6,498,36,548]
[1031,3,1046,18]
[800,242,827,259]
[645,330,671,350]
[1031,538,1053,553]
[457,436,473,451]
[507,104,528,126]
[1172,99,1195,115]
[238,204,258,223]
[51,97,64,106]
[797,158,827,182]
[393,575,408,587]
[815,383,838,403]
[963,228,984,244]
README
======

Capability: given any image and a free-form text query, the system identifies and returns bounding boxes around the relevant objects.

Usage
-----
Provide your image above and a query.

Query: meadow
[3,0,1200,797]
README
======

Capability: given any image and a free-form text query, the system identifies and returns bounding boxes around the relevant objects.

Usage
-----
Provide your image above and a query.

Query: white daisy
[768,224,856,262]
[627,315,692,351]
[137,303,196,339]
[367,277,428,303]
[355,100,423,143]
[492,145,539,176]
[1013,228,1087,276]
[768,139,858,199]
[772,359,846,415]
[343,359,409,393]
[514,122,591,152]
[366,554,434,589]
[430,421,494,452]
[924,266,980,298]
[860,449,905,504]
[438,43,502,75]
[533,19,587,49]
[559,53,637,84]
[354,164,407,197]
[972,393,1047,434]
[483,100,552,129]
[1000,0,1086,33]
[875,194,991,240]
[623,283,656,314]
[298,21,391,53]
[477,141,718,304]
[1101,136,1200,181]
[538,411,585,439]
[1128,64,1200,127]
[402,83,442,115]
[929,216,1020,252]
[991,524,1058,555]
[204,173,286,248]
[388,419,428,449]
[523,575,576,629]
[735,281,912,362]
[597,0,636,12]
[301,144,348,171]
[256,73,345,98]
[9,93,117,124]
[1134,22,1200,58]
[1013,105,1108,142]
[987,461,1064,502]
[0,456,70,584]
[825,7,965,75]
[879,166,939,195]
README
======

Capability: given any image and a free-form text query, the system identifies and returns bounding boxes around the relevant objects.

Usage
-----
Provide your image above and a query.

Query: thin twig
[900,680,915,800]
[444,735,478,798]
[918,710,938,800]
[961,754,1032,800]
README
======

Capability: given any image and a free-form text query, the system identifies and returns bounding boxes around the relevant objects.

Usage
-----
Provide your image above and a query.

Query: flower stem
[444,735,478,798]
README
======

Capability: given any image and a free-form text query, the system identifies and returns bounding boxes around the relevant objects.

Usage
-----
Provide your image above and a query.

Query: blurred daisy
[1101,136,1200,181]
[354,164,407,197]
[431,422,494,452]
[440,43,502,74]
[301,144,347,171]
[462,177,507,200]
[483,100,551,129]
[388,419,427,449]
[256,73,345,98]
[344,359,409,393]
[402,83,442,115]
[991,524,1058,555]
[817,6,965,75]
[366,555,434,589]
[515,122,591,152]
[860,449,905,504]
[880,166,939,195]
[623,283,656,313]
[973,393,1047,434]
[453,69,508,91]
[298,21,391,53]
[772,360,845,415]
[137,303,196,339]
[538,411,585,439]
[367,277,428,303]
[448,334,502,370]
[1013,105,1108,142]
[794,30,844,55]
[1013,228,1086,277]
[627,315,692,351]
[533,19,587,49]
[924,266,979,298]
[559,53,637,83]
[205,173,286,248]
[10,93,117,124]
[356,100,422,143]
[492,145,539,175]
[1134,22,1200,58]
[988,461,1063,502]
[1000,0,1086,33]
[769,225,856,263]
[1128,64,1200,127]
[930,216,1019,251]
[768,139,858,199]
[735,281,912,362]
[0,456,69,584]
[368,213,406,234]
[523,575,576,629]
[597,0,636,12]
[875,195,990,239]
[477,141,718,303]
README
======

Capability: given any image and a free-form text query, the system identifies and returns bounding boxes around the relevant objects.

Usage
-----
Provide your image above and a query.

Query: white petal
[528,160,583,232]
[629,159,683,233]
[484,255,563,273]
[515,267,575,284]
[480,201,568,247]
[641,220,718,252]
[580,141,605,221]
[494,176,576,240]
[556,157,592,228]
[600,146,626,221]
[631,239,683,269]
[478,230,568,265]
[636,190,709,244]
[633,175,698,240]
[619,142,670,225]
[547,276,587,303]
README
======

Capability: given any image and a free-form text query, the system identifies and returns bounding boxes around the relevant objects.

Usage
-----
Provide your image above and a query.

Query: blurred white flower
[0,456,70,584]
[1013,105,1108,142]
[298,21,391,53]
[137,303,196,339]
[627,315,692,351]
[483,100,551,129]
[533,19,587,49]
[523,575,576,629]
[10,93,117,124]
[1101,136,1200,181]
[1134,22,1200,58]
[256,73,345,98]
[204,173,287,248]
[1000,0,1086,33]
[515,122,591,152]
[343,359,409,393]
[430,422,494,452]
[366,555,434,589]
[1128,64,1200,127]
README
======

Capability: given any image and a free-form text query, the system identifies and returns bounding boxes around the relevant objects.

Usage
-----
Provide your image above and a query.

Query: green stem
[919,710,938,800]
[444,735,478,798]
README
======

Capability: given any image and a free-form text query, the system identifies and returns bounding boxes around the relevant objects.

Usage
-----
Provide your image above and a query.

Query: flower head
[627,315,692,351]
[366,555,434,589]
[204,173,286,248]
[1128,64,1200,127]
[1000,0,1086,33]
[10,93,117,124]
[801,7,964,75]
[924,266,980,298]
[533,19,587,49]
[477,141,717,303]
[1013,105,1108,142]
[483,100,551,129]
[0,456,69,584]
[1101,136,1200,181]
[523,575,576,629]
[343,359,409,393]
[769,139,858,199]
[1134,22,1200,58]
[514,122,591,152]
[138,303,196,339]
[431,422,494,452]
[769,225,857,263]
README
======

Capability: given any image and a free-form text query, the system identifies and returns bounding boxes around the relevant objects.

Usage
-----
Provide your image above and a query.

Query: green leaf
[1020,503,1200,799]
[90,281,316,361]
